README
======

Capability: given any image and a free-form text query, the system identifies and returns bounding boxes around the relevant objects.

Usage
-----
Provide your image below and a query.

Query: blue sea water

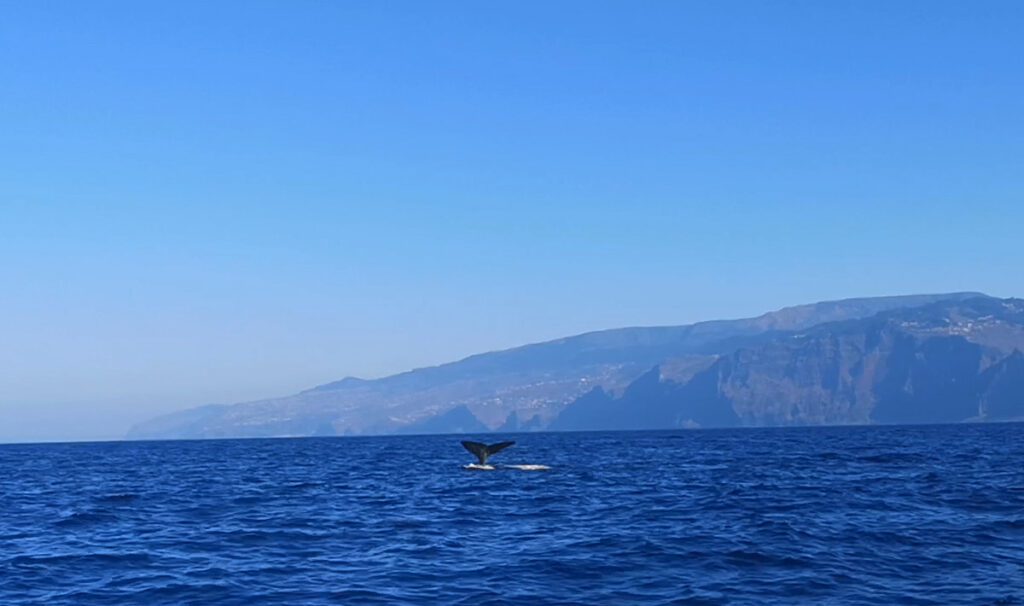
[2,424,1024,605]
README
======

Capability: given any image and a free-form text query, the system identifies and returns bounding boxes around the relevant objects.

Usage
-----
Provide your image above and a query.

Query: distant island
[127,293,1024,440]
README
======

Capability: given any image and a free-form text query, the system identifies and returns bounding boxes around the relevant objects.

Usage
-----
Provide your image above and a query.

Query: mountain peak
[307,376,369,392]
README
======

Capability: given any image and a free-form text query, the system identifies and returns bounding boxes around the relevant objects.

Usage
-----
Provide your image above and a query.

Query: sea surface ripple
[2,424,1024,604]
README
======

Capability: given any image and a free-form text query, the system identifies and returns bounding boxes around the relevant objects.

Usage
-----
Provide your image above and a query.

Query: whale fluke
[461,440,515,465]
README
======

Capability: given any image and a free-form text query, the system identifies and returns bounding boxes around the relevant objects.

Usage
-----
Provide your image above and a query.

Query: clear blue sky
[2,1,1022,441]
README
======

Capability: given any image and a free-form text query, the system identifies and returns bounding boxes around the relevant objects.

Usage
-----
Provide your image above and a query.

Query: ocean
[2,424,1023,604]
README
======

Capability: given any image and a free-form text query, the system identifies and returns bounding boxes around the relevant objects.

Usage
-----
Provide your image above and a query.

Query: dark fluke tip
[461,440,515,465]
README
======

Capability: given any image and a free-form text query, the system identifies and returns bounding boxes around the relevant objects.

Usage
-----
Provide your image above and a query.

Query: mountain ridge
[552,296,1024,431]
[126,292,995,439]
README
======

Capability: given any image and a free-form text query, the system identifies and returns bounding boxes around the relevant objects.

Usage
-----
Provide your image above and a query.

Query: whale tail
[461,440,515,465]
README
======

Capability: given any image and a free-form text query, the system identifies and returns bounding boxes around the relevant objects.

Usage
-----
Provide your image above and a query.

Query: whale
[461,440,515,466]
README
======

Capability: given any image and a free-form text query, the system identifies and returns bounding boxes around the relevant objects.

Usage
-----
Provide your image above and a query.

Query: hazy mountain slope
[551,297,1024,431]
[126,292,986,439]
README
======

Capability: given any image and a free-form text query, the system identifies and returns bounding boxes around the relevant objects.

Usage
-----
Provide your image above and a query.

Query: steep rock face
[548,365,741,431]
[547,297,1024,431]
[869,335,984,424]
[978,351,1024,421]
[547,387,618,432]
[719,331,875,426]
[717,297,1024,426]
[496,410,545,432]
[127,293,993,439]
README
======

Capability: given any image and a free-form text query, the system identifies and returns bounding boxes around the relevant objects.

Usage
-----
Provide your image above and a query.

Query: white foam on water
[461,463,550,471]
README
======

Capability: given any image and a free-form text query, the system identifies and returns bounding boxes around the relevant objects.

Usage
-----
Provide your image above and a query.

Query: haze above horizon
[2,1,1022,441]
